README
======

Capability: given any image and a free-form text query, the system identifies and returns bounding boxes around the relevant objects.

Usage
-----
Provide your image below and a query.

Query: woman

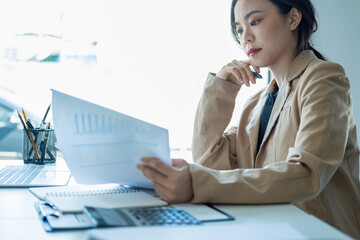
[137,0,360,238]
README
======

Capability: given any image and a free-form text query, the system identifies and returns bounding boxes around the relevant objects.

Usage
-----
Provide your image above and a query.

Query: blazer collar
[259,50,316,98]
[285,50,317,83]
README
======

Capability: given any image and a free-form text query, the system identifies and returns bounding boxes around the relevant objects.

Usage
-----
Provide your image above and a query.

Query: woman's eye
[251,19,262,26]
[237,29,243,35]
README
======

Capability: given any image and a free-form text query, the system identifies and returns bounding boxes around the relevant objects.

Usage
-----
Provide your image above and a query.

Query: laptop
[0,164,71,187]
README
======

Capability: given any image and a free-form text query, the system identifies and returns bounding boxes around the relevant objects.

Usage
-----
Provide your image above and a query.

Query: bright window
[0,0,268,159]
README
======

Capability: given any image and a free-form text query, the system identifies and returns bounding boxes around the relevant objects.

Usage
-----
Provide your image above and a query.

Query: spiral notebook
[29,184,167,213]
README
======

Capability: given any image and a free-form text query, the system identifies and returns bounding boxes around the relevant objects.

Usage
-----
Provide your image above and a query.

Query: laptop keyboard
[0,165,44,184]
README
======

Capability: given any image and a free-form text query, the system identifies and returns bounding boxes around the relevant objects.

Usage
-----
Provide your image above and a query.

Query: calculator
[83,206,201,227]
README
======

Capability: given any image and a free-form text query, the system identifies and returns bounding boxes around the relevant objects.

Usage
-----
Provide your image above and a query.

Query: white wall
[312,0,360,138]
[311,0,360,176]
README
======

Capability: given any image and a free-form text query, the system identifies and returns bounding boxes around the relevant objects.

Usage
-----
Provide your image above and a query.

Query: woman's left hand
[137,158,194,203]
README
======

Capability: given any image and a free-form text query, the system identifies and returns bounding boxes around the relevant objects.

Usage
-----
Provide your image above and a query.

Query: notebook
[30,184,167,213]
[0,164,70,187]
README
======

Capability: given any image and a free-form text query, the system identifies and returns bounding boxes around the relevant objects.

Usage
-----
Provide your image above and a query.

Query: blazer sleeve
[192,73,241,170]
[190,62,352,203]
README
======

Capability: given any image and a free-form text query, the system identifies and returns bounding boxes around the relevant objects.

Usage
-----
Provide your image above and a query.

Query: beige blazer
[190,50,360,238]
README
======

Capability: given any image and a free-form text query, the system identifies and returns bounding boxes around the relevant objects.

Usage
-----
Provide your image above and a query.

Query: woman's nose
[242,28,254,44]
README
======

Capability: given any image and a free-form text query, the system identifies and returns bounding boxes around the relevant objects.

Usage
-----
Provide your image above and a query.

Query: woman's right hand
[216,59,260,87]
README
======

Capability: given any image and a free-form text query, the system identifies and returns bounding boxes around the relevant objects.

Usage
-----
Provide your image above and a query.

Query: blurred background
[3,0,357,167]
[0,0,269,160]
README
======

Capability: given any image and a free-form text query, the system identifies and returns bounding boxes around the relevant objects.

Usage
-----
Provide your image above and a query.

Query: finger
[230,60,245,84]
[153,180,183,203]
[138,167,170,202]
[233,60,255,84]
[250,63,261,74]
[141,157,174,176]
[238,67,251,86]
[238,59,260,77]
[152,182,171,202]
[172,158,187,168]
[227,65,243,85]
[244,66,256,83]
[137,164,168,184]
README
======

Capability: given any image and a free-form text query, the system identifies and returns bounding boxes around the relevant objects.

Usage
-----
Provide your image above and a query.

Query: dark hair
[230,0,326,60]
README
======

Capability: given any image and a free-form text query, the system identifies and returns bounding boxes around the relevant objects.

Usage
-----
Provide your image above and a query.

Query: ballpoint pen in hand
[252,71,263,79]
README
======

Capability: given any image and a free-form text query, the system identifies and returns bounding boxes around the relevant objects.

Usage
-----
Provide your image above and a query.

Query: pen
[26,119,35,130]
[252,71,262,79]
[22,108,40,159]
[42,104,51,123]
[17,111,27,130]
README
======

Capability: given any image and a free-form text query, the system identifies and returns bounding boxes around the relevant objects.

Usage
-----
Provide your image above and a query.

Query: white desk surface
[0,159,352,240]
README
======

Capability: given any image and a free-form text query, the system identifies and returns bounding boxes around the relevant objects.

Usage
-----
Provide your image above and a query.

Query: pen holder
[23,129,56,164]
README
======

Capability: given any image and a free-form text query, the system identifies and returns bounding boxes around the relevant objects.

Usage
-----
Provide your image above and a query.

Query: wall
[312,0,360,177]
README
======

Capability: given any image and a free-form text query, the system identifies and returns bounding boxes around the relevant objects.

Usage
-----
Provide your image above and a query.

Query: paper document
[51,90,171,188]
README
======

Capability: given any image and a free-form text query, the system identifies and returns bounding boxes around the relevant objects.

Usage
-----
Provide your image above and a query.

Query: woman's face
[234,0,297,68]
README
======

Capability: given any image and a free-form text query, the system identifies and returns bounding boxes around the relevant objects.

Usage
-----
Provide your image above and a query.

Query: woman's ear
[289,8,302,31]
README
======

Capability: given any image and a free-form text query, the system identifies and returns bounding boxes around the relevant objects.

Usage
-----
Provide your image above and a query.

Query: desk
[0,160,352,240]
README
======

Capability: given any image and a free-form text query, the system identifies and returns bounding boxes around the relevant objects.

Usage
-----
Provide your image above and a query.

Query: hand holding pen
[216,59,262,86]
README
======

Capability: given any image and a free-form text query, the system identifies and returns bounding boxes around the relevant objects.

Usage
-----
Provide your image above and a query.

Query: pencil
[21,108,40,159]
[22,108,28,122]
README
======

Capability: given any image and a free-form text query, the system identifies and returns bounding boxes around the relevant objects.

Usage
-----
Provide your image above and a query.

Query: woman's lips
[248,48,261,57]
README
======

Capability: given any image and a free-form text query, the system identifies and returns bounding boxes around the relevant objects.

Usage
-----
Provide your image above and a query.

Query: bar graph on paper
[51,89,171,187]
[65,111,167,167]
[73,113,148,136]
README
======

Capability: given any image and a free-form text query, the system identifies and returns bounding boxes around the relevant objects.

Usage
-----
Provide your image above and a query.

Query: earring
[291,25,294,29]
